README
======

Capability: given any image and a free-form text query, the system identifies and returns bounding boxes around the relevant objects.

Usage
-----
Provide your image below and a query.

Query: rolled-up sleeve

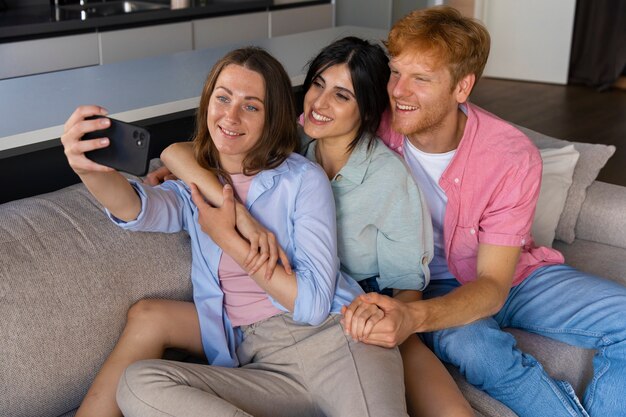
[107,180,187,233]
[478,153,542,247]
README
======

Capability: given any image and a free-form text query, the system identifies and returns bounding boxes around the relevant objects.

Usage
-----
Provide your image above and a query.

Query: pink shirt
[378,104,564,286]
[218,174,281,326]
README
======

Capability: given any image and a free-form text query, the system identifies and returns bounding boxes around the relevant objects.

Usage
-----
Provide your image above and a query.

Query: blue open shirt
[108,153,363,367]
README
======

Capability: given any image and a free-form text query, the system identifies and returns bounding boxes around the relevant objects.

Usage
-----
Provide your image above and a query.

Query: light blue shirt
[302,132,433,291]
[109,153,363,367]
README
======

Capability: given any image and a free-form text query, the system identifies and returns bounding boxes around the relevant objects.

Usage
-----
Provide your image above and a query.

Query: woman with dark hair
[61,46,408,417]
[161,37,473,417]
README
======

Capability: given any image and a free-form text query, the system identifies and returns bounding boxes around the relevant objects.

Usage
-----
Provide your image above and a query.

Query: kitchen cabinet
[0,33,99,79]
[270,3,333,37]
[193,11,268,50]
[99,21,193,64]
[335,0,430,30]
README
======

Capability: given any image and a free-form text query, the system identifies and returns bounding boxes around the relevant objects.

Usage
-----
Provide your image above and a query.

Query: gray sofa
[1,127,623,417]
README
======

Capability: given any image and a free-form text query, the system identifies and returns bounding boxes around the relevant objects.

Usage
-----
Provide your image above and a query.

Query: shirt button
[454,178,460,184]
[335,174,343,181]
[521,238,526,244]
[470,228,476,235]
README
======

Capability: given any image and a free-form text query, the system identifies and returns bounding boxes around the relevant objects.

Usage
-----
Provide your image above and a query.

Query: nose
[389,75,409,99]
[313,89,330,110]
[224,104,241,124]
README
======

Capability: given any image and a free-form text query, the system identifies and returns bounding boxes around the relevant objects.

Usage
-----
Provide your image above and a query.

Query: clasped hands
[341,292,416,348]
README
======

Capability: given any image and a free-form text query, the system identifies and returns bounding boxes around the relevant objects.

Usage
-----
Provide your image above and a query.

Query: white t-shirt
[403,139,456,280]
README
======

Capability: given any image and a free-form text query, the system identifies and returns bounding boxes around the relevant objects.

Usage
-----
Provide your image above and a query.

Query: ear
[454,73,476,104]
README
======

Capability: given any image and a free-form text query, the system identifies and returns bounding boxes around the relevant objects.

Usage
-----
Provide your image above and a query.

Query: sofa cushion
[554,238,626,285]
[0,183,193,417]
[574,181,626,249]
[532,146,579,247]
[515,125,615,244]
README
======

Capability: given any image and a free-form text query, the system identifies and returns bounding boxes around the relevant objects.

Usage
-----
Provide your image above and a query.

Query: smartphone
[82,116,151,176]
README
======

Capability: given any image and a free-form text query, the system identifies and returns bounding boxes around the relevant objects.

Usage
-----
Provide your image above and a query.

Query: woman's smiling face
[207,64,266,173]
[303,63,361,145]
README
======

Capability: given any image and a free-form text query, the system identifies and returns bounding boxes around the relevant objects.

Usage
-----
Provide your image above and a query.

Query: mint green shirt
[301,132,433,291]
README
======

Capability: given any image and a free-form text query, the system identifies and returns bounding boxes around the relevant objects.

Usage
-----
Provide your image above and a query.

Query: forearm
[408,243,519,333]
[220,232,297,311]
[393,289,422,303]
[161,142,225,206]
[408,278,507,333]
[79,171,140,221]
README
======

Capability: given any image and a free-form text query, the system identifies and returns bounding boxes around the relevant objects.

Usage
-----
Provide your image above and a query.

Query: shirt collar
[246,155,290,207]
[439,102,476,189]
[304,133,372,185]
[335,134,372,185]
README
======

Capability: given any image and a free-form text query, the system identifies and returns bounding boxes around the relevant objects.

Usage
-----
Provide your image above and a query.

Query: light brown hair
[193,47,297,181]
[386,6,490,89]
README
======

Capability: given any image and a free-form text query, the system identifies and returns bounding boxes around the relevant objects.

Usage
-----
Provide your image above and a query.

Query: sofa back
[0,183,193,417]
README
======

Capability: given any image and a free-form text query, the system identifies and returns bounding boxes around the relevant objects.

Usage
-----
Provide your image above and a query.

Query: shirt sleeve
[478,151,543,247]
[107,180,187,234]
[290,164,342,326]
[376,165,433,291]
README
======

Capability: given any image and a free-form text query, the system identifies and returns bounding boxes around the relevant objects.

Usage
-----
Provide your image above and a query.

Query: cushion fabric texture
[575,181,626,249]
[532,145,580,247]
[0,183,193,417]
[515,125,615,243]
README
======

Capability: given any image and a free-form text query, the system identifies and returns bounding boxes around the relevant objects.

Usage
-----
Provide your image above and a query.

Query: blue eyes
[215,96,259,112]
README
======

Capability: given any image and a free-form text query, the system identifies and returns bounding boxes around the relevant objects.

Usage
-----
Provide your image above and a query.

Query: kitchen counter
[0,25,387,158]
[0,0,329,41]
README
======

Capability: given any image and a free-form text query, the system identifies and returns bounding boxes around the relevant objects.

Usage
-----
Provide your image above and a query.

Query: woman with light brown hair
[61,46,409,417]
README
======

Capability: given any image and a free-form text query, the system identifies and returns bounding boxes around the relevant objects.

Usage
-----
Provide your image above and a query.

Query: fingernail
[100,107,109,115]
[100,138,109,145]
[100,118,110,126]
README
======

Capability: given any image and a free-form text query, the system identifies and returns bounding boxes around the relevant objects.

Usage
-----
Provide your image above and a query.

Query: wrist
[234,201,246,214]
[407,301,427,333]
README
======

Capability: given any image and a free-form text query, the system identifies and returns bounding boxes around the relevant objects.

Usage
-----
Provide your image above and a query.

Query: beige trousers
[117,313,408,417]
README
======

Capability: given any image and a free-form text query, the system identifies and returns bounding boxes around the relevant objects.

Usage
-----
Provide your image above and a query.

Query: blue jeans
[423,265,626,417]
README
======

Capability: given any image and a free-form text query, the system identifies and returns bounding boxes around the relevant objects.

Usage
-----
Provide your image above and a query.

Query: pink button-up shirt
[378,103,564,286]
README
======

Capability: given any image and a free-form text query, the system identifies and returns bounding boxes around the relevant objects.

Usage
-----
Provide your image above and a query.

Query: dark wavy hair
[302,36,390,152]
[193,47,298,182]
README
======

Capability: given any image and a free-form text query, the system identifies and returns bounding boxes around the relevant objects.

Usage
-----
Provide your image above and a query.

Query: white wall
[478,0,577,84]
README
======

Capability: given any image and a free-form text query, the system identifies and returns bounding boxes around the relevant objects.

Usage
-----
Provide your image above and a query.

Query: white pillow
[532,145,580,247]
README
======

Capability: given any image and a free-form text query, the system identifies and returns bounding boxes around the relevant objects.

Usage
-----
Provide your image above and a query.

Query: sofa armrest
[575,181,626,249]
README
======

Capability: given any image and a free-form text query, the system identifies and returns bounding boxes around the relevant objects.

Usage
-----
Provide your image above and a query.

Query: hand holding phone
[82,116,151,176]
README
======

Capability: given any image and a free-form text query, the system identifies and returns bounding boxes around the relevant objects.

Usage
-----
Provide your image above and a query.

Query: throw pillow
[515,125,615,243]
[532,146,580,247]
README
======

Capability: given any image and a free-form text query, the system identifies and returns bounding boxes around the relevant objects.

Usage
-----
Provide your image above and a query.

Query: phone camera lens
[139,132,145,140]
[133,130,139,139]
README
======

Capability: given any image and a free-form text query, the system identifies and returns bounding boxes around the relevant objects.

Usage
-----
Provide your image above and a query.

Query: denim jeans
[423,265,626,417]
[357,276,394,297]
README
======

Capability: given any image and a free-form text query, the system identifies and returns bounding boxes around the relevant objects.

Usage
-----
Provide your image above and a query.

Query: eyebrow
[215,86,264,103]
[389,62,435,78]
[316,75,356,99]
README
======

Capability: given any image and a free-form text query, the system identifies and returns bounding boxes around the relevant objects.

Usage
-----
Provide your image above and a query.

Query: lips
[395,103,418,111]
[309,110,333,123]
[219,125,244,138]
